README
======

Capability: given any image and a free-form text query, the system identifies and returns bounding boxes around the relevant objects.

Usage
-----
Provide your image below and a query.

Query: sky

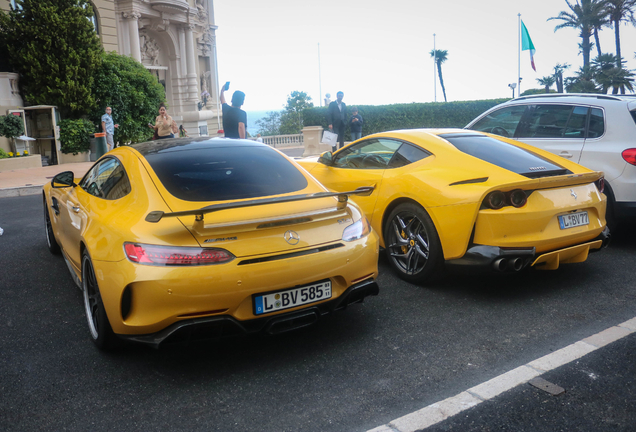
[213,0,636,111]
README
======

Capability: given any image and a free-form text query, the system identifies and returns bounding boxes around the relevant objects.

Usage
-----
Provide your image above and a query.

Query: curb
[0,185,44,199]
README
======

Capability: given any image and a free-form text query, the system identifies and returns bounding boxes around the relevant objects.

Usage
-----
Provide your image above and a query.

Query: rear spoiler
[145,186,374,223]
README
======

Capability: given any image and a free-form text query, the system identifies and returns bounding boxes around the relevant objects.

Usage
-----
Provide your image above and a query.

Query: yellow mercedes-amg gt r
[298,129,610,283]
[43,138,379,350]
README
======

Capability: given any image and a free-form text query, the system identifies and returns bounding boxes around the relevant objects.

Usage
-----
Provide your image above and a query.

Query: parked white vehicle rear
[466,94,636,224]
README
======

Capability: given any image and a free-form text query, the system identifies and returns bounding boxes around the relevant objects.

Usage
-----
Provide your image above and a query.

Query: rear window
[439,134,571,178]
[144,146,308,201]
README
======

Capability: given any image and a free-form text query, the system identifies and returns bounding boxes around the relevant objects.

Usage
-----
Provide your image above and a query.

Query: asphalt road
[1,194,635,432]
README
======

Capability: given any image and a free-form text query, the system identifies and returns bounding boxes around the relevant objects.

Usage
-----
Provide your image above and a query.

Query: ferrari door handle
[559,152,573,158]
[72,205,80,213]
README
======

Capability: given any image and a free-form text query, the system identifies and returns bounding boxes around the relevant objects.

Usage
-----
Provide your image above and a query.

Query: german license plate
[558,211,589,229]
[254,281,332,315]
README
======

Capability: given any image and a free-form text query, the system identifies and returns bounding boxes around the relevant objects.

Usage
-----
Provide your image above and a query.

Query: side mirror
[51,171,76,188]
[318,151,333,166]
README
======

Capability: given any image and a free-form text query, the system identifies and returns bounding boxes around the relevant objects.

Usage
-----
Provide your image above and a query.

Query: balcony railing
[251,134,303,148]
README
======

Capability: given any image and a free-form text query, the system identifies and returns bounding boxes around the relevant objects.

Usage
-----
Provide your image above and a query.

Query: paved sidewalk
[0,162,94,198]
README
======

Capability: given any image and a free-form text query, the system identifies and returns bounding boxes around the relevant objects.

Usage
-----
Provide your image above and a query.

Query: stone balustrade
[253,134,303,148]
[249,127,333,157]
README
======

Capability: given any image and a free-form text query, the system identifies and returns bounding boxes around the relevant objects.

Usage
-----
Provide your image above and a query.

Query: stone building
[0,0,221,154]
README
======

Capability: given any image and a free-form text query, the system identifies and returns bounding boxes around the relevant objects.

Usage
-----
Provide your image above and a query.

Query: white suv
[466,94,636,223]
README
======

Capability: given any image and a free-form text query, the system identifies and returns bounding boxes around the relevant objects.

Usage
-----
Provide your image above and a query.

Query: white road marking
[368,316,636,432]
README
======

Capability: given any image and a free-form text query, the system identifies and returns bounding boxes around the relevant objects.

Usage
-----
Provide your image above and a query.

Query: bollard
[93,132,108,159]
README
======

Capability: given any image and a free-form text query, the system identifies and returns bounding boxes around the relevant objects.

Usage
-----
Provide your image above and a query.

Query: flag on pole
[521,20,536,71]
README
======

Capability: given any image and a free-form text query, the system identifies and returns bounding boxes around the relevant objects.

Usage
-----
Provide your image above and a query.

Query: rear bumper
[117,279,379,348]
[447,227,610,272]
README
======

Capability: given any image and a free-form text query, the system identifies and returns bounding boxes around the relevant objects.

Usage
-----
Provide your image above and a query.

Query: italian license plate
[558,211,589,229]
[254,281,332,315]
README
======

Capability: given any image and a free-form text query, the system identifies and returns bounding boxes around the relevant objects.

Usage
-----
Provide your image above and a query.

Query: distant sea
[245,109,279,137]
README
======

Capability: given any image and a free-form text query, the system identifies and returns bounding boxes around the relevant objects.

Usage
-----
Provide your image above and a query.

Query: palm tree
[430,49,448,102]
[590,2,610,57]
[549,0,607,68]
[553,63,571,92]
[603,0,636,72]
[536,76,556,93]
[591,53,635,93]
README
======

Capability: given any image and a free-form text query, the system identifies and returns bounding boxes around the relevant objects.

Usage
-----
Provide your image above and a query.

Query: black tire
[82,250,119,350]
[604,185,617,232]
[43,195,61,255]
[384,203,444,284]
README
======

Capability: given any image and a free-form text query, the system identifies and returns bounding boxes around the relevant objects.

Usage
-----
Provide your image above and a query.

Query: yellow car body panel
[298,128,608,274]
[43,139,379,344]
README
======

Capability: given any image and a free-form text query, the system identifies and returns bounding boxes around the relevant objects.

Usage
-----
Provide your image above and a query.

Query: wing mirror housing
[318,151,334,166]
[51,171,77,188]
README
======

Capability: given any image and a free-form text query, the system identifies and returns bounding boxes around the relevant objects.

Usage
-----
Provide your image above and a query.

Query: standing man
[327,91,346,150]
[220,86,247,139]
[101,107,119,151]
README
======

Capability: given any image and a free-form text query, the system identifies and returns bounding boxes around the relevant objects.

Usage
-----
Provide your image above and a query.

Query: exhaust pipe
[492,258,507,272]
[510,257,524,272]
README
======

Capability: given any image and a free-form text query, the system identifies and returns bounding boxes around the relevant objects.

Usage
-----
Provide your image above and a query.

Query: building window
[10,0,23,10]
[87,2,99,35]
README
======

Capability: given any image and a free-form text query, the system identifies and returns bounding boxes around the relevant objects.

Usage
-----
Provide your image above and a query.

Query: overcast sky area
[214,0,636,111]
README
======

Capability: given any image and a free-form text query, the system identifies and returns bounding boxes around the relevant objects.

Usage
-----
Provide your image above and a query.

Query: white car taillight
[622,149,636,166]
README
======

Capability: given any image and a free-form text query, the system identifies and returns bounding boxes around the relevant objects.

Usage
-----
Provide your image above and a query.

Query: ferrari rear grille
[237,243,345,266]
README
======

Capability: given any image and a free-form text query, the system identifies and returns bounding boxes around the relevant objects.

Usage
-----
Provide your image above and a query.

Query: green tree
[565,65,601,92]
[553,63,571,92]
[591,53,635,93]
[256,111,282,136]
[536,75,557,92]
[603,0,636,73]
[549,0,607,68]
[0,0,103,117]
[89,52,166,145]
[58,118,94,154]
[0,114,24,139]
[279,91,314,134]
[430,49,448,102]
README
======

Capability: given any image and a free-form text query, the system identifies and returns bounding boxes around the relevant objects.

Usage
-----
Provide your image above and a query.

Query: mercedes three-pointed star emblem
[284,230,300,245]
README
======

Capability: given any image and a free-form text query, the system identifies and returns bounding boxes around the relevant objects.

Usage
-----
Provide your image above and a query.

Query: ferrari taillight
[124,243,234,266]
[622,148,636,166]
[595,176,605,193]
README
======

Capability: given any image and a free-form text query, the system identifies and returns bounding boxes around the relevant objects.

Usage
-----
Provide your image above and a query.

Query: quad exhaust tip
[492,257,526,272]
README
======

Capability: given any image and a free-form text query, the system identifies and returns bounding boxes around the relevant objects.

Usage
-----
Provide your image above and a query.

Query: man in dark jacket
[327,91,346,150]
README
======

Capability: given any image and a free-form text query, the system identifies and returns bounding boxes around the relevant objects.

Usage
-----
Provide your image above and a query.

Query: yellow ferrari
[43,138,379,349]
[298,129,610,283]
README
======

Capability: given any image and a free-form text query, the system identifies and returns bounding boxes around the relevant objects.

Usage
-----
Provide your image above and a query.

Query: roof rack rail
[514,93,636,102]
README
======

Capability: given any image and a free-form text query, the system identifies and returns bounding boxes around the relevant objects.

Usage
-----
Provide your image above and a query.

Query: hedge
[303,99,510,136]
[59,118,94,155]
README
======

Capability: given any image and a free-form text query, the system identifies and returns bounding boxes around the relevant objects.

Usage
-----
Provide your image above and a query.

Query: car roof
[131,137,268,157]
[508,93,636,104]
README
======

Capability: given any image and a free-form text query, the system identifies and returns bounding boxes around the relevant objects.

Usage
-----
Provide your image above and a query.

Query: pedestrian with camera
[220,81,247,139]
[148,103,177,139]
[327,91,347,151]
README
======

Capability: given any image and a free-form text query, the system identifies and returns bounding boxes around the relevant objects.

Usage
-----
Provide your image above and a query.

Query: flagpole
[517,13,521,97]
[433,33,437,102]
[318,43,322,107]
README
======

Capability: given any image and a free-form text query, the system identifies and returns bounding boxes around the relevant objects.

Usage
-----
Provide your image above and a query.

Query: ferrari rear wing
[145,186,374,223]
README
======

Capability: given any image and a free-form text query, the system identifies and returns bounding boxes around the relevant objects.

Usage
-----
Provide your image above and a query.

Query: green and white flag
[521,20,536,71]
